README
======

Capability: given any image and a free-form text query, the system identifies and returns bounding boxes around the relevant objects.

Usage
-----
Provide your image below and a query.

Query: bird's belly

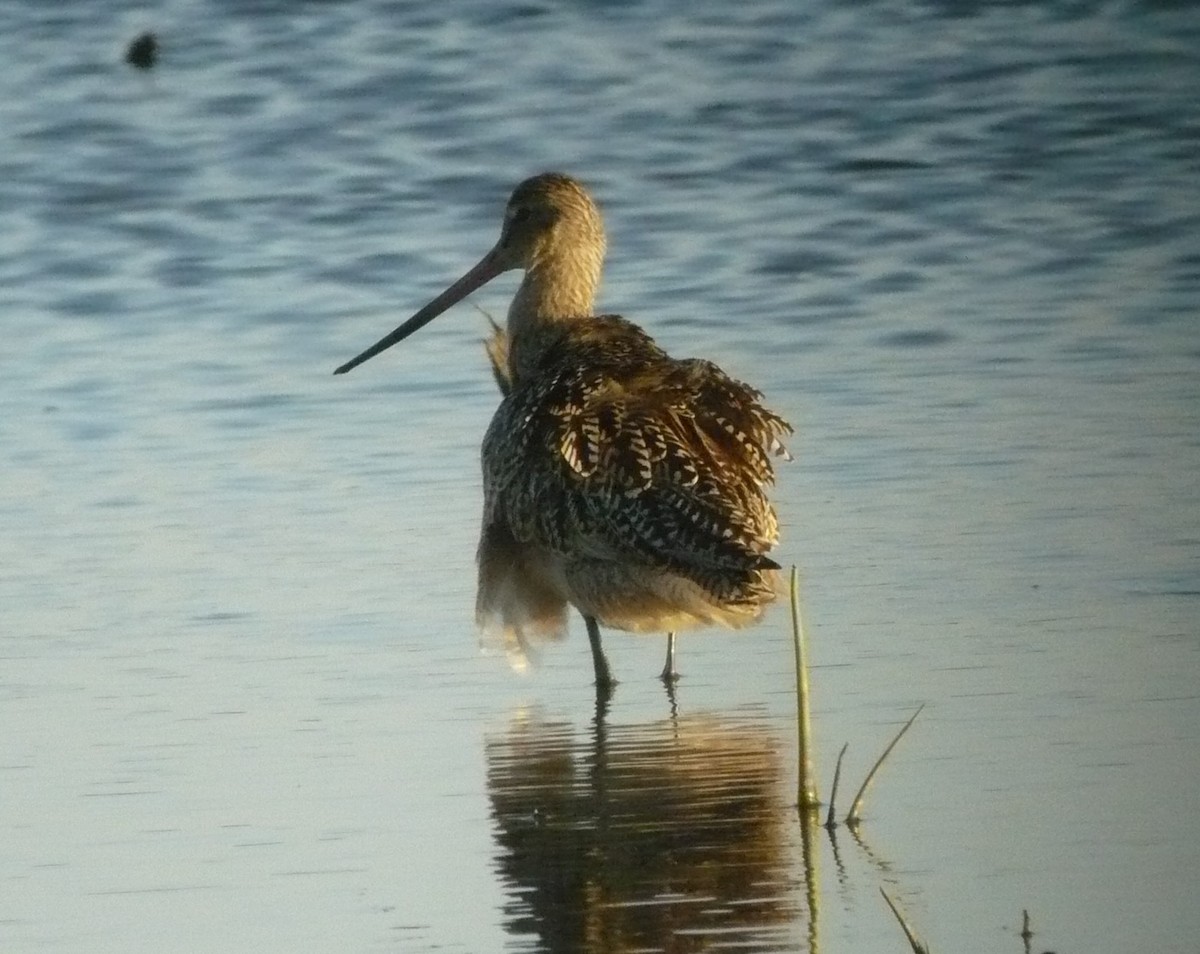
[478,529,776,636]
[562,558,778,635]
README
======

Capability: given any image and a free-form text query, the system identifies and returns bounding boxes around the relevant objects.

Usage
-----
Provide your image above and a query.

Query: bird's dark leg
[660,632,679,684]
[584,615,617,693]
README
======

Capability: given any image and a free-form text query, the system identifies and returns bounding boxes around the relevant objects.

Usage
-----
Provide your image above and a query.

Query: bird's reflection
[486,708,801,952]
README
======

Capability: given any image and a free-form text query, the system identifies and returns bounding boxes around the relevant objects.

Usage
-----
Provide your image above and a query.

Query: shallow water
[2,0,1198,951]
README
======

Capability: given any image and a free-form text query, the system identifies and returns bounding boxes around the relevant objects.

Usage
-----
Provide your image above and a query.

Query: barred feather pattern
[478,314,792,637]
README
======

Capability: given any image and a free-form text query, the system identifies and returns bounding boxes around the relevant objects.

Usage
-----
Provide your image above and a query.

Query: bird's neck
[506,255,601,383]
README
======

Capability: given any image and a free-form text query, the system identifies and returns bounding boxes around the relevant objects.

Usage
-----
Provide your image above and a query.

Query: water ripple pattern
[1,1,1197,952]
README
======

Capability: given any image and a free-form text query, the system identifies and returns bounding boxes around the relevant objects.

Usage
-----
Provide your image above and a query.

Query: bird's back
[479,315,791,636]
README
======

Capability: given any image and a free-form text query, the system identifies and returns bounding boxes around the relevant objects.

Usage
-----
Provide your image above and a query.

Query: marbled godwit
[335,173,791,691]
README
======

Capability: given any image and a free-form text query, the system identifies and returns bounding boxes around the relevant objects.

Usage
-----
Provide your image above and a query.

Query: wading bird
[335,173,790,693]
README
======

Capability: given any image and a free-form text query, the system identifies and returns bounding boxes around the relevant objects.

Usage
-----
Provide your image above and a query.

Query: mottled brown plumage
[336,173,791,690]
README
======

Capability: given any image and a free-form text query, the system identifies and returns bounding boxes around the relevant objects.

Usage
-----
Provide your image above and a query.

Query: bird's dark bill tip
[332,348,379,375]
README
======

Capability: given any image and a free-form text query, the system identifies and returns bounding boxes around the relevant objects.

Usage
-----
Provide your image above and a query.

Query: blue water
[2,1,1198,952]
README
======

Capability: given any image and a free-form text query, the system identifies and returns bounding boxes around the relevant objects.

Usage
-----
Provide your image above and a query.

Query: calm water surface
[2,1,1198,952]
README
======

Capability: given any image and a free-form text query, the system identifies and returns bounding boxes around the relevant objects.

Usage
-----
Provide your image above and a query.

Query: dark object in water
[125,32,158,70]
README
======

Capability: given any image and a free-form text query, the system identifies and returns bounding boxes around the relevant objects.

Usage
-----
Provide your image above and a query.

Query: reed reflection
[486,709,801,952]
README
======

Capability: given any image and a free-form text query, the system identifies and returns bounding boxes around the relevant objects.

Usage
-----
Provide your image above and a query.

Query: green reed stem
[846,703,924,827]
[880,887,931,954]
[790,566,820,810]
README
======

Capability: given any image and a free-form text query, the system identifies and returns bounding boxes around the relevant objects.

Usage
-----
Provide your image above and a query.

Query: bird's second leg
[660,632,679,684]
[584,615,617,691]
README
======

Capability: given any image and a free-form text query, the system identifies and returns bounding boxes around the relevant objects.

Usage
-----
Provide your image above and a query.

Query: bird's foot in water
[659,632,679,684]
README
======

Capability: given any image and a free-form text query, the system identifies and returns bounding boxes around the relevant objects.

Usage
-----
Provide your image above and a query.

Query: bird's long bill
[333,248,505,375]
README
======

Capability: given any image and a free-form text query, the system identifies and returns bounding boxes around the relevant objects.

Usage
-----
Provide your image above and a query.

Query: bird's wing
[488,335,791,577]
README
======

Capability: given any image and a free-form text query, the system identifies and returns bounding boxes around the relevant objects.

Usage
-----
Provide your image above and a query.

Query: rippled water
[2,1,1198,952]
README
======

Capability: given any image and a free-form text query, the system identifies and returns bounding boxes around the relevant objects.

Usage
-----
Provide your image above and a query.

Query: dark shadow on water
[486,708,802,953]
